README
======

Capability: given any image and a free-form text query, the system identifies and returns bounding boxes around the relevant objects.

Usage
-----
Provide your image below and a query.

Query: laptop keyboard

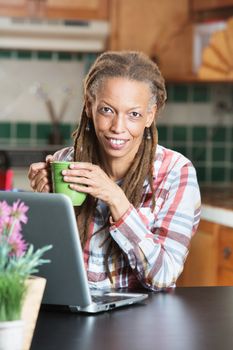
[91,294,131,304]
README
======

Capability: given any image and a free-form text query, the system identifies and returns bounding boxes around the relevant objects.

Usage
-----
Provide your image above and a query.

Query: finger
[33,169,49,186]
[28,162,48,180]
[31,169,49,190]
[35,175,51,192]
[62,168,92,179]
[69,162,98,171]
[63,175,94,187]
[35,183,50,193]
[69,183,91,193]
[46,154,54,163]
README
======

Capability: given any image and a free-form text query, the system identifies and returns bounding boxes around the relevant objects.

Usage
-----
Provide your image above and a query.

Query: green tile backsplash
[192,127,208,141]
[16,123,31,139]
[172,126,187,142]
[211,127,227,143]
[17,50,32,59]
[211,167,226,182]
[195,166,206,183]
[36,123,52,140]
[172,84,189,102]
[0,56,231,186]
[167,83,211,103]
[37,51,53,60]
[0,121,232,185]
[192,146,207,162]
[0,122,74,146]
[0,123,11,138]
[192,85,210,103]
[57,52,73,61]
[0,49,92,62]
[212,147,225,162]
[157,124,233,185]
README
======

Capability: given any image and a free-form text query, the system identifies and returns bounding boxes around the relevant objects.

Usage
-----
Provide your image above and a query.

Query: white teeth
[110,139,125,145]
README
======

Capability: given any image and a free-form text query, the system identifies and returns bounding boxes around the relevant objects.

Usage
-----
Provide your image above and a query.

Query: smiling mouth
[109,138,126,145]
[105,137,128,148]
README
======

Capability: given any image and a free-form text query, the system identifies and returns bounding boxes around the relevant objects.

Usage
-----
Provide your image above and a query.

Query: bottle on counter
[0,151,14,190]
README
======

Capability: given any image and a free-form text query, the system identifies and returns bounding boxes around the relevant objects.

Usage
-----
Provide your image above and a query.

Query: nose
[110,114,126,133]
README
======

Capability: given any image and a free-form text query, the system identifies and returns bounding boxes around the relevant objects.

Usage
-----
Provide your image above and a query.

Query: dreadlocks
[72,51,167,278]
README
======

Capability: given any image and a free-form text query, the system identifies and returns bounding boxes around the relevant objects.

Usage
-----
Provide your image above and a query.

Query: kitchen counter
[201,186,233,228]
[0,144,66,167]
[0,144,66,190]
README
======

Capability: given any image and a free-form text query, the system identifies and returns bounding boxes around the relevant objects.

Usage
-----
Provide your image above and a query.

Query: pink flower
[0,200,29,257]
[8,230,28,257]
[10,200,29,225]
[0,201,11,232]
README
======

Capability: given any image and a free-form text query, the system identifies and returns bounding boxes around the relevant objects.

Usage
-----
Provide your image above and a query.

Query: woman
[28,51,201,291]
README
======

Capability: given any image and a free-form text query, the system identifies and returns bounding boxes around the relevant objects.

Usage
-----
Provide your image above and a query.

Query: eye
[130,111,141,118]
[100,106,113,114]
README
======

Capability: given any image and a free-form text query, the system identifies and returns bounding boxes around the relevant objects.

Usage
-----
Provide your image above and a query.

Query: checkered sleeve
[110,162,201,291]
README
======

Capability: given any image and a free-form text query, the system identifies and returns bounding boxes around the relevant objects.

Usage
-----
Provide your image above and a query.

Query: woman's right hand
[28,154,53,192]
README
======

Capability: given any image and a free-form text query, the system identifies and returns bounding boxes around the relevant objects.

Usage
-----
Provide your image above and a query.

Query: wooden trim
[45,0,110,21]
[108,0,120,50]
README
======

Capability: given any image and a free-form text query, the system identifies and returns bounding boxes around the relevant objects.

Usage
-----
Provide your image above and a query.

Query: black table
[31,286,233,350]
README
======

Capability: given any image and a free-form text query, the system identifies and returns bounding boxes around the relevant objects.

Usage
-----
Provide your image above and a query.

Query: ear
[85,99,93,119]
[145,104,157,127]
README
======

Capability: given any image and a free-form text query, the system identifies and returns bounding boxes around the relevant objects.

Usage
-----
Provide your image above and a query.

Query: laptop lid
[0,191,148,313]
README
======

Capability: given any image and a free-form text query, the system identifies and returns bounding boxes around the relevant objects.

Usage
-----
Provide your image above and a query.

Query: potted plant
[0,199,52,350]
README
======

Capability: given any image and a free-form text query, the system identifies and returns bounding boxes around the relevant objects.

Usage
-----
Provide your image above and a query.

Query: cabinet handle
[223,247,232,259]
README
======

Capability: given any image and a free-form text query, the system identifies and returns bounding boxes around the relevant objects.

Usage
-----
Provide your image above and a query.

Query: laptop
[0,191,148,313]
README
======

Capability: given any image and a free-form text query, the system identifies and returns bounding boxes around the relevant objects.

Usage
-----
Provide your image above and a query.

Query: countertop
[0,144,65,167]
[31,287,233,350]
[200,186,233,228]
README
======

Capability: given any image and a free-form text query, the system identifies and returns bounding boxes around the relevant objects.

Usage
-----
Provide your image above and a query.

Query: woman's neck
[101,157,131,181]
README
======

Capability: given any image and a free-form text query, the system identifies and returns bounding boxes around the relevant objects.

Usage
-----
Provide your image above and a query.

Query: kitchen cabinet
[177,220,218,286]
[218,225,233,285]
[190,0,233,22]
[0,0,29,17]
[43,0,109,20]
[0,0,109,20]
[177,219,233,286]
[109,0,193,79]
[191,0,233,12]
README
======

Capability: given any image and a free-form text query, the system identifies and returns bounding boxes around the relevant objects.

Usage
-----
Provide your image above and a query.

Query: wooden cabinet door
[44,0,109,20]
[0,0,30,17]
[191,0,233,11]
[218,225,233,286]
[109,0,193,78]
[177,220,219,286]
[0,0,109,20]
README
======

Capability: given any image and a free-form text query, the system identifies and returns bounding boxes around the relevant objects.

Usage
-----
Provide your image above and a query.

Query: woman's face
[88,77,156,163]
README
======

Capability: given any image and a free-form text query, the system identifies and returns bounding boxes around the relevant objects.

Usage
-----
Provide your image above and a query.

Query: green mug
[51,161,87,206]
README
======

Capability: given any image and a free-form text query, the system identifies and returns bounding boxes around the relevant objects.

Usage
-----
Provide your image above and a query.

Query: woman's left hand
[62,162,131,221]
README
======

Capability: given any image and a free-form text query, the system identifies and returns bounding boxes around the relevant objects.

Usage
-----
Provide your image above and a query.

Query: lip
[104,136,129,150]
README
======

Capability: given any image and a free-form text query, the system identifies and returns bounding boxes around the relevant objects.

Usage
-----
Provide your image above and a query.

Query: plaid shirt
[53,145,201,291]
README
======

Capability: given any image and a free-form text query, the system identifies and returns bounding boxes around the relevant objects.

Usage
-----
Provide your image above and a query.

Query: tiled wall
[0,49,98,146]
[158,123,233,185]
[158,83,233,186]
[0,49,233,186]
[0,121,74,146]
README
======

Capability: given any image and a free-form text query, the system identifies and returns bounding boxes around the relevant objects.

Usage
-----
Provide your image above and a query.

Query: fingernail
[62,170,67,175]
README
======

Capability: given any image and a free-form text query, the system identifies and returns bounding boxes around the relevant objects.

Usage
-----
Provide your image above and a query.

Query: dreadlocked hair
[72,51,167,282]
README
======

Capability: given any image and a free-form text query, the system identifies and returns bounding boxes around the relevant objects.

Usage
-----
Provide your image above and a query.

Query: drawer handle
[223,247,232,259]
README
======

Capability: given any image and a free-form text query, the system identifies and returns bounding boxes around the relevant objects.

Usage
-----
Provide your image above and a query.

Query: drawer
[218,226,233,270]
